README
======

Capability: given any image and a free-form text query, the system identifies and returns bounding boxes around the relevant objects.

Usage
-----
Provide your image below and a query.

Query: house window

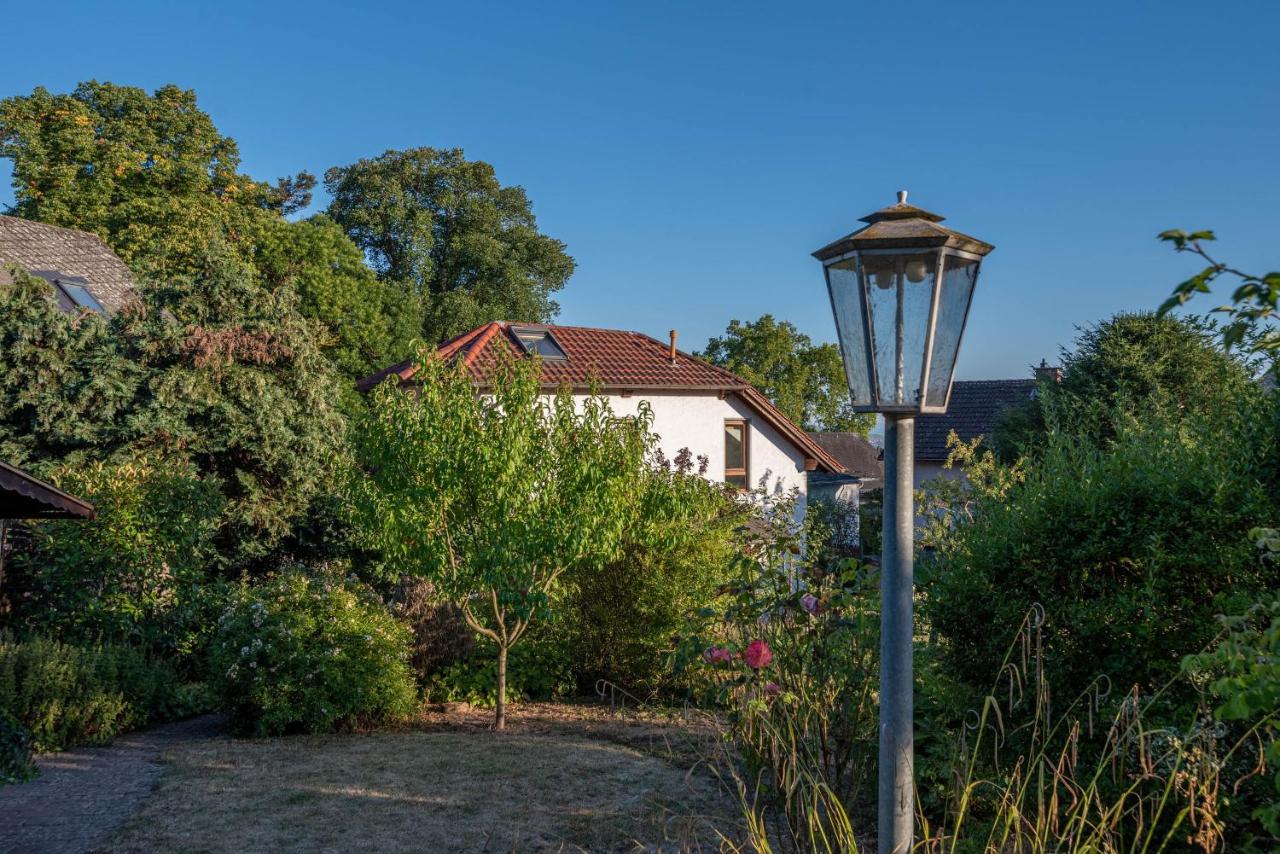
[58,282,105,314]
[724,420,748,489]
[510,326,568,361]
[30,270,105,314]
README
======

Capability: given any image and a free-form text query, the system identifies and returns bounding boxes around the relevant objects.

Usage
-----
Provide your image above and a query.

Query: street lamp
[813,191,993,854]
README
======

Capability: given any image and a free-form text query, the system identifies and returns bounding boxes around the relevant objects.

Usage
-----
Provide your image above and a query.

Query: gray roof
[0,215,137,314]
[809,431,884,491]
[915,379,1037,460]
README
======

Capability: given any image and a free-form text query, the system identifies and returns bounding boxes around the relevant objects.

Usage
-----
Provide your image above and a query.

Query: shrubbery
[0,634,204,751]
[15,455,225,657]
[209,567,417,736]
[928,399,1278,706]
[0,712,35,786]
[554,453,744,695]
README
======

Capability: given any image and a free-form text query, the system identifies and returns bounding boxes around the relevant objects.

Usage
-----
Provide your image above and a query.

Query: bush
[0,634,201,751]
[425,640,574,706]
[555,457,744,695]
[391,576,473,683]
[928,397,1279,708]
[13,454,224,658]
[0,712,36,786]
[209,567,417,736]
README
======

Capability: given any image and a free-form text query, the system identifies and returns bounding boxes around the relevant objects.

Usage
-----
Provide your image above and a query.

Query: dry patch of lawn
[105,703,742,852]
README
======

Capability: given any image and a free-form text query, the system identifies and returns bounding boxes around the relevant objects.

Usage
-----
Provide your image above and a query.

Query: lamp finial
[897,190,908,205]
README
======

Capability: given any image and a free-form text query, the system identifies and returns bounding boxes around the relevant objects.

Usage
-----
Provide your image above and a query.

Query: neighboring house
[0,214,138,315]
[807,431,884,504]
[357,321,845,519]
[914,362,1059,488]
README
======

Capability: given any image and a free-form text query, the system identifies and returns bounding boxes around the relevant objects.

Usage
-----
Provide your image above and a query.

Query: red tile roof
[357,321,844,473]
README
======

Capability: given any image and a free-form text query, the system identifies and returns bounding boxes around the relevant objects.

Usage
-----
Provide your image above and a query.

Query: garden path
[0,715,224,854]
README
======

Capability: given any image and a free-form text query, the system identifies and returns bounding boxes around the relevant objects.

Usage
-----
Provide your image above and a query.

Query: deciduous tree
[324,147,573,344]
[348,355,645,728]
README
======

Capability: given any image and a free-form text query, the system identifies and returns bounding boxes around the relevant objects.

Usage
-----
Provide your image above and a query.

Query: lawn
[104,703,743,852]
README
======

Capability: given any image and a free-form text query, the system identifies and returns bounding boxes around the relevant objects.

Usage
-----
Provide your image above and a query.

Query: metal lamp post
[813,191,993,854]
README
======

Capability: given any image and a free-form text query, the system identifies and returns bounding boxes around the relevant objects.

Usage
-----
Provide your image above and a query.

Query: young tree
[324,147,574,343]
[348,355,647,728]
[698,314,874,435]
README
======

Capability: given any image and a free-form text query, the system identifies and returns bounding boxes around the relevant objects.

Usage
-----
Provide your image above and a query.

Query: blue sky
[3,1,1277,379]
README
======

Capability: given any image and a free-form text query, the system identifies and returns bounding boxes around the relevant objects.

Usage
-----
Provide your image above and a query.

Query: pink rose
[745,639,773,670]
[800,593,820,614]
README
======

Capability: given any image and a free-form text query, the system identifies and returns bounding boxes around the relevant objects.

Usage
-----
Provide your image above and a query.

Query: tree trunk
[494,643,508,731]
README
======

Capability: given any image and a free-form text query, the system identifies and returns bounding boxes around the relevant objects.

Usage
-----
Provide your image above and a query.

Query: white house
[357,321,845,519]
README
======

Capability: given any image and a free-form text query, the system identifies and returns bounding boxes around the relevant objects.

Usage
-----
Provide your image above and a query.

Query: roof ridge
[0,213,112,246]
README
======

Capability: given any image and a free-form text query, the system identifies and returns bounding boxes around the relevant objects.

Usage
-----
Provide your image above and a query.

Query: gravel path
[0,715,224,854]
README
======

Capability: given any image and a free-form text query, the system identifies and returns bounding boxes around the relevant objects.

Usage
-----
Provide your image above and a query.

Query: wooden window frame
[724,419,749,490]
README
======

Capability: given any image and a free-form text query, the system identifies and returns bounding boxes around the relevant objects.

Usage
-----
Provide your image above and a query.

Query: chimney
[1034,359,1062,383]
[669,329,678,365]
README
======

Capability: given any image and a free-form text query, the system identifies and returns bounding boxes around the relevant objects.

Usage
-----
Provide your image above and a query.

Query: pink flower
[701,646,734,665]
[764,681,781,697]
[745,639,773,670]
[800,593,820,615]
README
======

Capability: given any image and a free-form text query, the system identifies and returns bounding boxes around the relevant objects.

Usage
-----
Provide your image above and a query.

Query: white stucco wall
[566,390,810,517]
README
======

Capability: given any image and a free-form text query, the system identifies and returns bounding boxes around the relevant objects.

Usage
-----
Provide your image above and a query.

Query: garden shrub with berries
[210,566,417,736]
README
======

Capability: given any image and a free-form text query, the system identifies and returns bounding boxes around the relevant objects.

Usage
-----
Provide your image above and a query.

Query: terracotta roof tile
[358,321,845,473]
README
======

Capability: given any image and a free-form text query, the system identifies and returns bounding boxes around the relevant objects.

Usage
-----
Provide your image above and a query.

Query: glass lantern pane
[862,253,937,408]
[925,254,980,407]
[825,260,873,406]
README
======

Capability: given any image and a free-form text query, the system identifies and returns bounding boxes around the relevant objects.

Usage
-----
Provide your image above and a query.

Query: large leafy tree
[0,248,347,569]
[698,314,874,436]
[349,355,646,729]
[324,147,574,343]
[0,81,414,379]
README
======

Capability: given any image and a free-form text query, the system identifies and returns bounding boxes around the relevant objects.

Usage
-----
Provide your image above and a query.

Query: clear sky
[3,1,1277,379]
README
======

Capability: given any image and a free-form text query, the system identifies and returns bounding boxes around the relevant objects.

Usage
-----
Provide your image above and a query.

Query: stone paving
[0,715,223,854]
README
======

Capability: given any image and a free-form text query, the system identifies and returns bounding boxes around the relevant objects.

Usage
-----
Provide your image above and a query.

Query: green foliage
[0,81,310,280]
[1158,229,1280,353]
[0,267,145,467]
[0,634,203,751]
[0,246,349,569]
[992,313,1255,459]
[426,641,575,707]
[0,712,36,786]
[244,213,423,381]
[698,314,875,435]
[324,147,573,344]
[349,354,651,727]
[555,452,744,694]
[1185,563,1280,837]
[0,81,413,381]
[677,491,880,848]
[929,398,1279,708]
[209,567,417,737]
[15,455,224,655]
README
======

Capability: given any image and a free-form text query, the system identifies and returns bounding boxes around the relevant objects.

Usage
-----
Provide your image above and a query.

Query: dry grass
[105,702,742,852]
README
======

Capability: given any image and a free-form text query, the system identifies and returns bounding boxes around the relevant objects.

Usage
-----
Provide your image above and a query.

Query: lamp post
[814,191,993,854]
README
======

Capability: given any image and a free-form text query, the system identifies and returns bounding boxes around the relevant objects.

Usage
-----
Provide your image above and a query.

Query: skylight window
[510,326,568,361]
[31,271,105,315]
[59,282,105,314]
